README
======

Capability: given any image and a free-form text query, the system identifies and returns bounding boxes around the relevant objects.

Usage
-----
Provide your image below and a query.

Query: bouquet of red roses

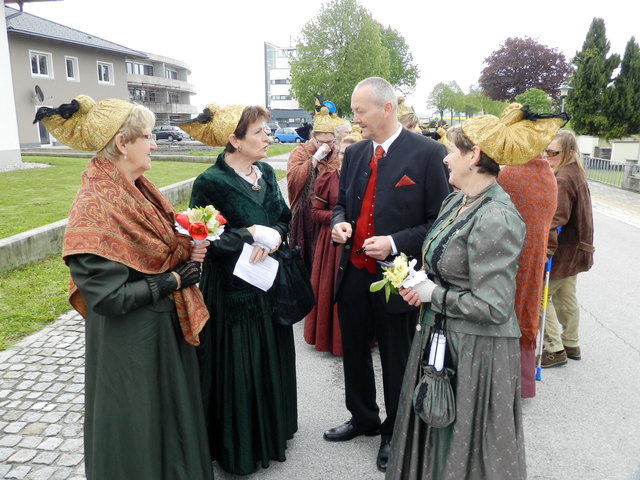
[175,205,226,243]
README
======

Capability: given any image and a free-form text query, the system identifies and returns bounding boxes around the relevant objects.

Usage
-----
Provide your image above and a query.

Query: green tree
[515,88,553,112]
[379,25,419,95]
[427,82,449,120]
[607,37,640,138]
[289,0,416,116]
[448,81,463,124]
[567,18,620,136]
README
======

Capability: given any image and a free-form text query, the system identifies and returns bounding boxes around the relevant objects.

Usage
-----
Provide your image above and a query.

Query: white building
[5,5,196,148]
[263,42,311,128]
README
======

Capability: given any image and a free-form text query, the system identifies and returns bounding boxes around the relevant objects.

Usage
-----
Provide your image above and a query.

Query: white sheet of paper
[233,243,279,292]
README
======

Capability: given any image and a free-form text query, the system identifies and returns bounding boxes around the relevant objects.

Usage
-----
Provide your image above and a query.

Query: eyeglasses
[544,149,561,157]
[314,137,335,146]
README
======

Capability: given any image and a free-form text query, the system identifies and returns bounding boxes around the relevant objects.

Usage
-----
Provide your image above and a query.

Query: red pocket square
[395,175,416,187]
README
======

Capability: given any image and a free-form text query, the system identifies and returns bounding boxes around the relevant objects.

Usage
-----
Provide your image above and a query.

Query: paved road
[1,170,639,479]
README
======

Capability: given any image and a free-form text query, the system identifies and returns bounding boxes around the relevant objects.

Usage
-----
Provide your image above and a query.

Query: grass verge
[0,156,212,239]
[0,254,70,350]
[0,168,286,350]
[186,144,296,157]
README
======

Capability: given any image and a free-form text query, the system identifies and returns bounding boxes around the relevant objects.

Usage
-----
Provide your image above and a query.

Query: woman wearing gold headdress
[304,134,360,355]
[387,105,567,480]
[287,106,340,272]
[180,104,296,475]
[35,95,213,480]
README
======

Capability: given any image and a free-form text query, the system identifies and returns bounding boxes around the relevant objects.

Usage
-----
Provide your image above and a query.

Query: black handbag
[272,243,315,326]
[412,291,456,428]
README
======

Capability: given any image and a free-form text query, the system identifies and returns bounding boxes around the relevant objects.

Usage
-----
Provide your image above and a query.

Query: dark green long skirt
[84,296,213,480]
[198,280,298,475]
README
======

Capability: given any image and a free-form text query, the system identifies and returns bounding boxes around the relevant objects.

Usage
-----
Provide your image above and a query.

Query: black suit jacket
[331,128,451,312]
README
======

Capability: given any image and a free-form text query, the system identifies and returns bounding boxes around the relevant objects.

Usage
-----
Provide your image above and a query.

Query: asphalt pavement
[1,161,639,479]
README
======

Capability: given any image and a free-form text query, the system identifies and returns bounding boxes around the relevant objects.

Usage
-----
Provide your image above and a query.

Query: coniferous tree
[607,37,640,138]
[567,18,620,136]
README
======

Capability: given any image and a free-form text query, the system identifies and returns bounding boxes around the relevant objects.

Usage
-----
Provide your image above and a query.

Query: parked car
[152,125,184,142]
[266,121,280,134]
[273,127,305,143]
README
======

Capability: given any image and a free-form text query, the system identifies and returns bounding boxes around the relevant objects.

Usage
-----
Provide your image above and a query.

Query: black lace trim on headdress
[314,93,324,112]
[33,99,80,124]
[296,123,312,141]
[429,196,493,289]
[520,105,570,127]
[177,107,212,125]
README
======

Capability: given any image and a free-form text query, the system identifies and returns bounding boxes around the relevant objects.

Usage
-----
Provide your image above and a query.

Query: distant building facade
[263,42,311,128]
[5,5,196,148]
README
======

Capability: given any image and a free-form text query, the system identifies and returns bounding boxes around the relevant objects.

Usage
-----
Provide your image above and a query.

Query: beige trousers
[543,275,580,353]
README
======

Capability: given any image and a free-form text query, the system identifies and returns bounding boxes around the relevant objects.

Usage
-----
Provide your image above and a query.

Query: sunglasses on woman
[544,149,561,157]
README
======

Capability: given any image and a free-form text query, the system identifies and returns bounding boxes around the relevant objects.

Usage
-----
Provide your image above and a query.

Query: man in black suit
[326,77,451,472]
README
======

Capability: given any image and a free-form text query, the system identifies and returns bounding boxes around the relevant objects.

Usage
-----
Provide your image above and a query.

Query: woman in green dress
[36,95,213,480]
[387,105,568,480]
[181,104,297,475]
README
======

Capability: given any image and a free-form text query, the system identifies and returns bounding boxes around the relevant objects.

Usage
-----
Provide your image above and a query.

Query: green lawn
[0,155,288,239]
[585,168,623,187]
[0,254,70,350]
[186,144,296,157]
[0,156,286,349]
[0,156,212,238]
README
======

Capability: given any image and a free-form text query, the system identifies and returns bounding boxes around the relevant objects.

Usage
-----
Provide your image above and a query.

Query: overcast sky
[14,0,639,116]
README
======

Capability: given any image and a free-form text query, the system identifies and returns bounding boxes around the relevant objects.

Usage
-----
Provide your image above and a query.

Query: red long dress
[303,171,343,355]
[498,155,557,398]
[286,143,339,273]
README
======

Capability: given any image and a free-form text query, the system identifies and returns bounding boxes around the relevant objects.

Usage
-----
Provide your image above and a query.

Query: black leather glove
[173,261,201,289]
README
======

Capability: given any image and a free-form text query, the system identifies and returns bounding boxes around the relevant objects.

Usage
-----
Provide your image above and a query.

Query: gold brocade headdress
[436,127,451,150]
[313,106,335,134]
[331,113,350,129]
[396,96,414,118]
[462,104,569,166]
[33,95,134,151]
[349,123,363,141]
[179,103,246,147]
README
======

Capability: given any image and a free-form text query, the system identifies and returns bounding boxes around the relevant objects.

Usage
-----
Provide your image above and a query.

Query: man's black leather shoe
[323,419,380,442]
[377,438,391,472]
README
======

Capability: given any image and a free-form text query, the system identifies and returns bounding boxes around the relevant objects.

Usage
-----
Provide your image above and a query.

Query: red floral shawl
[62,157,209,346]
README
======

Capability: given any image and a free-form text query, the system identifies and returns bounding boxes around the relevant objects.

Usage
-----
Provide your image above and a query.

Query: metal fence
[583,156,625,188]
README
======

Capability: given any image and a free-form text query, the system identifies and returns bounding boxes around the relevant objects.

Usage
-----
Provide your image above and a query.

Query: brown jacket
[547,162,595,280]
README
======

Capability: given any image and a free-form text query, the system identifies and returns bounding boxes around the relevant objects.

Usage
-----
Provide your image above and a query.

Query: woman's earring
[237,146,242,152]
[123,155,128,160]
[468,166,472,171]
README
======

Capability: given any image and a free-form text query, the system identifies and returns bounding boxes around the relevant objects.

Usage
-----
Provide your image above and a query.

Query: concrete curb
[0,178,196,272]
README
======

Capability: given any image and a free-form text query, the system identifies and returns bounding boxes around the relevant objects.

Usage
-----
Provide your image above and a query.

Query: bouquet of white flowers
[369,253,428,302]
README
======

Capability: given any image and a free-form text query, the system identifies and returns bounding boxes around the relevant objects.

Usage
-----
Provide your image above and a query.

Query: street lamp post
[559,81,571,112]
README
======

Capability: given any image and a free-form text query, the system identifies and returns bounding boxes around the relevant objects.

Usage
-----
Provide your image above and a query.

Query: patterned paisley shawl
[62,157,209,345]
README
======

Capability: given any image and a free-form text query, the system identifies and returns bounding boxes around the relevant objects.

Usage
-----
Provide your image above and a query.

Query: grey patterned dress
[386,183,527,480]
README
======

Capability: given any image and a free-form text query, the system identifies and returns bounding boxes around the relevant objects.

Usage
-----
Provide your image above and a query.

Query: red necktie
[373,145,385,166]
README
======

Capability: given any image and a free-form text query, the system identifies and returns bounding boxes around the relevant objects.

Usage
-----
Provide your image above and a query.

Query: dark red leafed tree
[479,37,573,101]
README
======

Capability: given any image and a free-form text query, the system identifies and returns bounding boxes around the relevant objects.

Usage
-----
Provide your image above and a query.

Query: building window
[167,92,180,104]
[271,95,292,100]
[65,56,79,81]
[277,48,294,58]
[126,62,154,76]
[129,88,158,103]
[165,69,178,80]
[271,79,289,85]
[97,62,113,84]
[30,51,53,78]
